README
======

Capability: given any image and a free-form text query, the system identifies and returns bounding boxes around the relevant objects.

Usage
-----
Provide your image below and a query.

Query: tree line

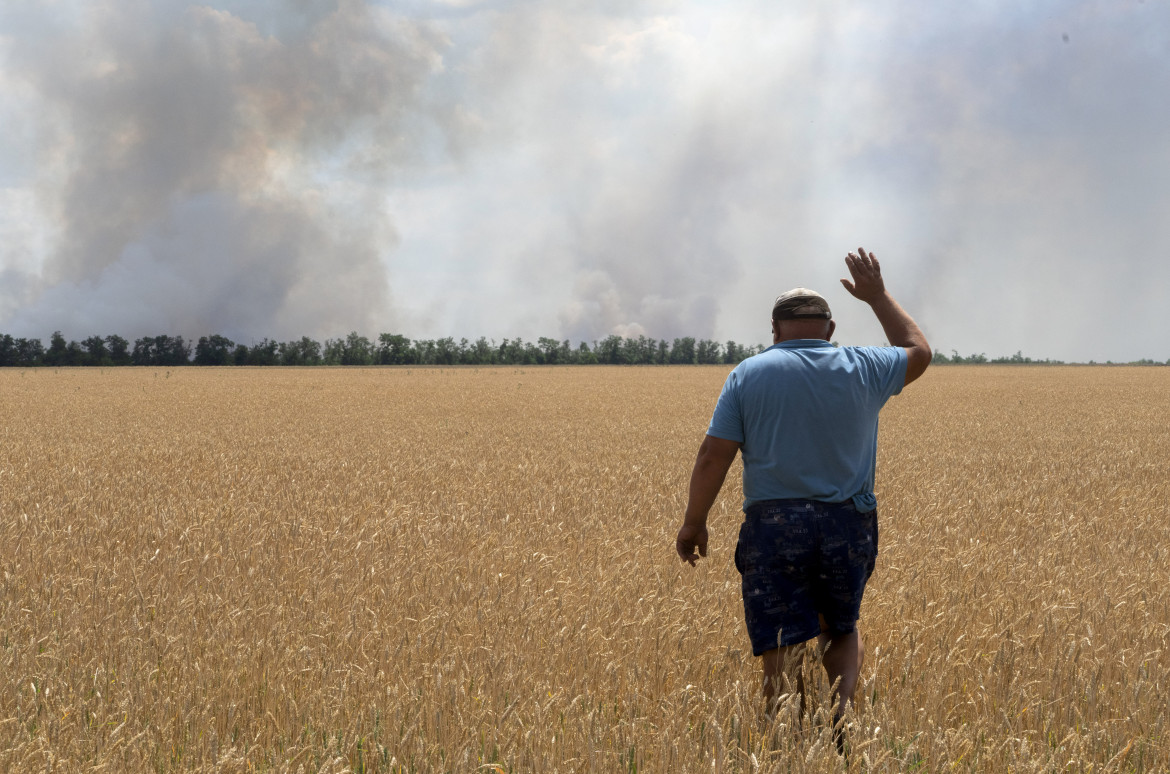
[0,331,766,367]
[932,350,1168,366]
[3,331,1164,367]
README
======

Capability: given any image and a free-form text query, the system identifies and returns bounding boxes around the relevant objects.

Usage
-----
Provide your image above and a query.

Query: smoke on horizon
[3,1,1170,362]
[0,1,455,343]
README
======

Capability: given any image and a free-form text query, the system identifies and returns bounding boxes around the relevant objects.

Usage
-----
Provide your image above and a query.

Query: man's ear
[826,320,836,341]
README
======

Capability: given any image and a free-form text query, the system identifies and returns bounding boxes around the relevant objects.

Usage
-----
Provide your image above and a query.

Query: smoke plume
[4,1,1170,361]
[1,0,450,342]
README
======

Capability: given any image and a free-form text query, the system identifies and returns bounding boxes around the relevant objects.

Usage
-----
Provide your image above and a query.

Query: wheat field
[2,365,1168,772]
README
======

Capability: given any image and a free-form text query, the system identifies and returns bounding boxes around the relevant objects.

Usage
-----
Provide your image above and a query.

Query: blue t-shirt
[707,340,907,513]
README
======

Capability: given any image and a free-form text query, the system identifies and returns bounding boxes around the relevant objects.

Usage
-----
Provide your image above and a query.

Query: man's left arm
[676,434,742,566]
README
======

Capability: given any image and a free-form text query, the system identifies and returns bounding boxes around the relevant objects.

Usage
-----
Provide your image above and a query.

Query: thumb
[840,278,856,295]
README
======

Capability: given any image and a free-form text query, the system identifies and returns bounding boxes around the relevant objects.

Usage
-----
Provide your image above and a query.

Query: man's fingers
[856,247,880,274]
[677,523,707,565]
[677,539,705,565]
[846,250,880,283]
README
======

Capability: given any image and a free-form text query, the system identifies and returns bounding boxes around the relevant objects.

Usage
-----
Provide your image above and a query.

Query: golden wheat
[1,365,1168,772]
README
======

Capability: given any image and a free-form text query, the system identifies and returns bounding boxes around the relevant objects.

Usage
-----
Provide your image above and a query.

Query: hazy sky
[2,0,1168,362]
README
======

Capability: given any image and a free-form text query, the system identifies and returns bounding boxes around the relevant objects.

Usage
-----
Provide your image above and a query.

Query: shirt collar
[766,339,835,352]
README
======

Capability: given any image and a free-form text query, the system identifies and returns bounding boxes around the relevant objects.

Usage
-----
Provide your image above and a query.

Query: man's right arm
[840,248,931,385]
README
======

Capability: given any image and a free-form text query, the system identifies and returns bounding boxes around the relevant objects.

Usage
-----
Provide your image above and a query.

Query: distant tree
[990,350,1031,365]
[300,337,323,365]
[623,335,657,365]
[340,332,374,365]
[0,334,15,367]
[247,338,279,366]
[317,332,372,365]
[44,331,83,366]
[949,350,987,365]
[194,335,235,365]
[164,336,191,365]
[377,333,414,365]
[412,338,437,364]
[232,344,250,365]
[105,335,130,365]
[45,331,69,366]
[596,335,624,364]
[280,337,322,366]
[131,337,153,366]
[456,338,473,365]
[723,340,746,364]
[81,336,110,366]
[669,337,696,364]
[466,336,496,365]
[618,336,640,364]
[321,338,344,365]
[0,336,42,366]
[576,341,597,365]
[537,336,561,364]
[696,339,722,365]
[17,338,44,366]
[132,335,189,366]
[433,336,459,365]
[65,340,85,366]
[498,338,538,365]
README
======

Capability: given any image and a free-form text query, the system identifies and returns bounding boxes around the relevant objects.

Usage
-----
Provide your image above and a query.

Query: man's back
[675,248,932,728]
[707,339,907,510]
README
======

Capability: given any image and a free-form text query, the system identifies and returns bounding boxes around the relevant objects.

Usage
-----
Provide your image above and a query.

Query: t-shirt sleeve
[706,368,746,443]
[871,346,908,400]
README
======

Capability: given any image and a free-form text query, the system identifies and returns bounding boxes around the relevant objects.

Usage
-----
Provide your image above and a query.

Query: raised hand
[840,248,886,303]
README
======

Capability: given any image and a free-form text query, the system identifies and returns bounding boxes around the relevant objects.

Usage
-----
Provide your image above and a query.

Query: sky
[1,0,1168,363]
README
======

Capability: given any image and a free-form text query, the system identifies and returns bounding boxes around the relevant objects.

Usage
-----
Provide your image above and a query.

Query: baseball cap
[772,288,832,320]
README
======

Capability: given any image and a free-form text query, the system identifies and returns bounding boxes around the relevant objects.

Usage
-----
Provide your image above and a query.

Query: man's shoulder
[842,344,907,363]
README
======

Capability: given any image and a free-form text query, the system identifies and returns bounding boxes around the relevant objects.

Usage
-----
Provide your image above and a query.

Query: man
[675,248,931,727]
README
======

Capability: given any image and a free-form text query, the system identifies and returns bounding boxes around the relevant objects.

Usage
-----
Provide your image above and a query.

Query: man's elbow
[904,343,931,385]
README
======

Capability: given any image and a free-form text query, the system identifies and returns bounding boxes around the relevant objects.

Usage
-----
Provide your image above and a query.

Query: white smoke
[0,0,453,342]
[3,1,1170,361]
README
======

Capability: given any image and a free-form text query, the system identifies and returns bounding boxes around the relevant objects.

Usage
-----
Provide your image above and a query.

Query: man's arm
[840,247,932,385]
[676,434,742,566]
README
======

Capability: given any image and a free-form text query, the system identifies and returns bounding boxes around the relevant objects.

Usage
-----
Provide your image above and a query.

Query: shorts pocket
[733,521,747,574]
[864,511,879,579]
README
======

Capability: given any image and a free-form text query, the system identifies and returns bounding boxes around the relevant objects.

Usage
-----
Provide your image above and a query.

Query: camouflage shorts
[734,499,878,655]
